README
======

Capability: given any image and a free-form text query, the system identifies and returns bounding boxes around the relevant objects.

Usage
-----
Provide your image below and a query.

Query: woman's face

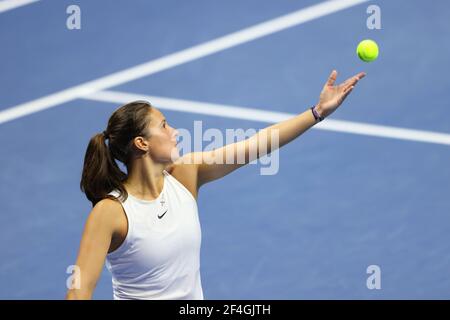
[142,108,180,163]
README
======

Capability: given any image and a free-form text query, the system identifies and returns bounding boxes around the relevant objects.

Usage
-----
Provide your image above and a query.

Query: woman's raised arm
[193,70,366,187]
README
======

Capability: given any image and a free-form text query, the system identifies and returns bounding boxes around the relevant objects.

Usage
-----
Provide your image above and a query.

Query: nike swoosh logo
[157,210,168,219]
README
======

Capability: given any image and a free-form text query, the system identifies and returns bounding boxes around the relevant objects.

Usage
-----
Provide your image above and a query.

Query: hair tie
[102,130,109,139]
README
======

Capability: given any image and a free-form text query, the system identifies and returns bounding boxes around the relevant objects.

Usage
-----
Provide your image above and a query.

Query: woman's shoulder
[165,155,199,200]
[95,196,122,209]
[83,198,128,255]
[88,197,127,235]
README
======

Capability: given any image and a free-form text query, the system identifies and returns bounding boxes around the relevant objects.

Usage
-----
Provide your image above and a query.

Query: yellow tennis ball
[356,39,379,62]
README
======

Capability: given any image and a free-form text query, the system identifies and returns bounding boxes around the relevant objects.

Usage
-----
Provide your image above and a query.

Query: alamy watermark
[173,121,280,175]
[66,265,81,290]
[366,5,381,30]
[66,5,81,30]
[366,264,381,290]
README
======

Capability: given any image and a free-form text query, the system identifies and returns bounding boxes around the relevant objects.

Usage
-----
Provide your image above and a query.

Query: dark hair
[80,100,153,207]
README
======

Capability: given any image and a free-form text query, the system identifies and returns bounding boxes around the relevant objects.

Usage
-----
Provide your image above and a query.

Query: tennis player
[66,70,365,299]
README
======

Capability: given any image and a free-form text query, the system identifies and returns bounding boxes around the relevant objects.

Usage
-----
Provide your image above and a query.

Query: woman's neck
[124,159,166,200]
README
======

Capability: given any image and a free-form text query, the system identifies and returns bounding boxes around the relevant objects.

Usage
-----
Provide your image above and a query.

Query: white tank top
[105,170,203,300]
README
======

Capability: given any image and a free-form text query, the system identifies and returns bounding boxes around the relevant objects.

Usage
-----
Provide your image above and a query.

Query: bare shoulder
[166,153,200,199]
[93,197,123,215]
[88,197,126,232]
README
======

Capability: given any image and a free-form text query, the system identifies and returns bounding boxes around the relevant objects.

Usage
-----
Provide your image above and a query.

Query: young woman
[66,70,365,300]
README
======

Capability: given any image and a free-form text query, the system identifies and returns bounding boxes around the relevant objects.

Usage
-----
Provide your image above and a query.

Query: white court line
[83,90,450,146]
[0,0,39,13]
[0,0,369,125]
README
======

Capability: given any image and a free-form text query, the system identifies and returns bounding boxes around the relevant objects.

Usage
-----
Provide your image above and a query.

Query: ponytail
[80,132,128,207]
[80,101,152,207]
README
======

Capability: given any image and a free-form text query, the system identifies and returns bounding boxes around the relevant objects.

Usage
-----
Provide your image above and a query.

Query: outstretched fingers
[355,72,366,80]
[341,72,366,91]
[325,70,338,87]
[340,85,354,101]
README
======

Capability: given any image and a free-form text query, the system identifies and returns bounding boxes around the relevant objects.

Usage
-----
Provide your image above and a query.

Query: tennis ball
[356,39,379,62]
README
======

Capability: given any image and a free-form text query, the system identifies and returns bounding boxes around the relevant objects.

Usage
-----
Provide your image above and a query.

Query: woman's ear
[133,136,149,152]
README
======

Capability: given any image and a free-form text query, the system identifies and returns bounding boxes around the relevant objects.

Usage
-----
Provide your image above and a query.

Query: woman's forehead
[148,107,165,125]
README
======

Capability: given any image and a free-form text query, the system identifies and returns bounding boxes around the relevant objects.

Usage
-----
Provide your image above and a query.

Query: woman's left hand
[315,70,366,118]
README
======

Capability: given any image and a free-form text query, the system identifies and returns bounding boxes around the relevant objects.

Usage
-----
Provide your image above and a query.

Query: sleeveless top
[105,170,203,300]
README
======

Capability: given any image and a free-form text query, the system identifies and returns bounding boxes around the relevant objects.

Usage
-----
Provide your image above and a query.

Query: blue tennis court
[0,0,449,299]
